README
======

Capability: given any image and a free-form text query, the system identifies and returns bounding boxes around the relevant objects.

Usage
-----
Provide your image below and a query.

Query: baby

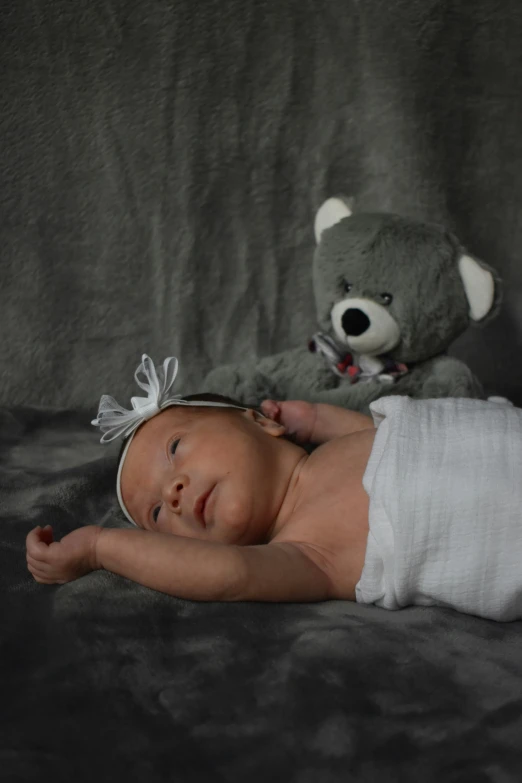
[26,355,522,622]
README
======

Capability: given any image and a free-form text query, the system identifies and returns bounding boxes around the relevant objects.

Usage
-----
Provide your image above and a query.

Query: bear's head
[312,198,502,363]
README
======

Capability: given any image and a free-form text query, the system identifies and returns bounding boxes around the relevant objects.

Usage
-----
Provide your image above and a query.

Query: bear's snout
[341,308,370,336]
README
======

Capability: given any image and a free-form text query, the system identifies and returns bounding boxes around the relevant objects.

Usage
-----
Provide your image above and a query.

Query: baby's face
[120,405,293,545]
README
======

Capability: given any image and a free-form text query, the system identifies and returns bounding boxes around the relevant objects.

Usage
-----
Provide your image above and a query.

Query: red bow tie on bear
[308,333,408,384]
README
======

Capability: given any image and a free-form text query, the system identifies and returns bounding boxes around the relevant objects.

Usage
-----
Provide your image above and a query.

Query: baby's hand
[26,524,103,585]
[260,399,318,444]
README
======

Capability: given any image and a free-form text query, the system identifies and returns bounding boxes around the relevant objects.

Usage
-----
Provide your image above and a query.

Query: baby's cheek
[161,516,207,541]
[158,517,180,536]
[219,494,251,541]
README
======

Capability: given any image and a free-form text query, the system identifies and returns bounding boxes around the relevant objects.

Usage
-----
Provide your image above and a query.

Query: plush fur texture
[204,203,502,413]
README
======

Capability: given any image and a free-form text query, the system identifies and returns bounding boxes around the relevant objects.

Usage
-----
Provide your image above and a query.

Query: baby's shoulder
[270,430,374,599]
[304,427,376,484]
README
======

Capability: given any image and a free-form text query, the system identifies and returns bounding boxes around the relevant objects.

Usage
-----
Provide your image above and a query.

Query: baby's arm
[26,525,333,602]
[261,399,374,444]
[97,531,332,602]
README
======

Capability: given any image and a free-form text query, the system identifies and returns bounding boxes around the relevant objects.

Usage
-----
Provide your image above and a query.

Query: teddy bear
[202,197,502,414]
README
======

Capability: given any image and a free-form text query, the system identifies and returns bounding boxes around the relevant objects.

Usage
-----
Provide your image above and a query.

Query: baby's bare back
[271,428,375,600]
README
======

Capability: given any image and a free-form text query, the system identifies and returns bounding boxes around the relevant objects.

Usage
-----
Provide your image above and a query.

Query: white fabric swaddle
[355,396,522,621]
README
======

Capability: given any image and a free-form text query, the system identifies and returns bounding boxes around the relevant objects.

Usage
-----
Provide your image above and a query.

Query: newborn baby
[26,355,522,622]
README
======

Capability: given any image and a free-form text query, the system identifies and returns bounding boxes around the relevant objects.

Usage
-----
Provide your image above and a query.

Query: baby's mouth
[193,485,215,527]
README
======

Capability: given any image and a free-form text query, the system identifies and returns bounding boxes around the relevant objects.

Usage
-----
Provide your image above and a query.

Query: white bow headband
[92,354,248,525]
[91,354,247,444]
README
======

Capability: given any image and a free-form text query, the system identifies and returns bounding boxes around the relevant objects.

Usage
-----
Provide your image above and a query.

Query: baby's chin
[223,518,271,547]
[216,487,272,541]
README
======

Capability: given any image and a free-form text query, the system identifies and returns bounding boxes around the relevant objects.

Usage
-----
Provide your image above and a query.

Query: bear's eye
[380,292,393,305]
[343,280,352,293]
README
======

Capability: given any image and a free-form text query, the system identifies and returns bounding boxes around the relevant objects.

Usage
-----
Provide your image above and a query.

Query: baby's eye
[170,439,180,455]
[152,506,161,524]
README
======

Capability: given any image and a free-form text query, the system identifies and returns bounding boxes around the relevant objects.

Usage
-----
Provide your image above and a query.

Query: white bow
[92,355,183,443]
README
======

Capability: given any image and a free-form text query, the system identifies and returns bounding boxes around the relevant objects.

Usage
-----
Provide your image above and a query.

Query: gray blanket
[2,1,522,779]
[3,405,522,781]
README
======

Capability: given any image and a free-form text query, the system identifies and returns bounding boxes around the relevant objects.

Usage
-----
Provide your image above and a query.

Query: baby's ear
[247,409,286,437]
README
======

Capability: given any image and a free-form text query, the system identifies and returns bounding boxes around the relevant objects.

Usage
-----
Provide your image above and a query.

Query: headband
[91,354,248,525]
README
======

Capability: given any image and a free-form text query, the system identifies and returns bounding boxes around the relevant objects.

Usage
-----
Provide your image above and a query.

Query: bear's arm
[413,356,484,400]
[202,346,338,405]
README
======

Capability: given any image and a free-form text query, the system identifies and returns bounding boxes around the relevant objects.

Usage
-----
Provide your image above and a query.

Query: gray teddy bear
[203,197,502,414]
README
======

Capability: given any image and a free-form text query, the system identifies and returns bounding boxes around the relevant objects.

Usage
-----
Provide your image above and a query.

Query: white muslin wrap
[355,396,522,621]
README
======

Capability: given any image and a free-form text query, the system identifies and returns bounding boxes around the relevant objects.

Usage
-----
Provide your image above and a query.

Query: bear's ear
[458,254,496,321]
[314,197,353,244]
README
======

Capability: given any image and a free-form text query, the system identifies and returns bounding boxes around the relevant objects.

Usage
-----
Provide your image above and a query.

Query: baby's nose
[163,475,189,510]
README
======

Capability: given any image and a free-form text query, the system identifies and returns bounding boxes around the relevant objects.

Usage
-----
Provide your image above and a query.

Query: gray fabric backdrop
[1,0,522,409]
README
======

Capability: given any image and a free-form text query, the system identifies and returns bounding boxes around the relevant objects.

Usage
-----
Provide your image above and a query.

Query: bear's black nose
[341,308,370,336]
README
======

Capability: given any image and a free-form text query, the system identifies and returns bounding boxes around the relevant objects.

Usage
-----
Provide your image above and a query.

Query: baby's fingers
[26,552,52,571]
[260,400,281,421]
[26,527,58,561]
[27,564,50,581]
[26,555,63,585]
[29,568,61,585]
[39,525,54,545]
[26,527,49,559]
[26,555,50,578]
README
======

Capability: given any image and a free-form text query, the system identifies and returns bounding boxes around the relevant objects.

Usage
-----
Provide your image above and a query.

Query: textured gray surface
[1,0,522,409]
[3,406,522,782]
